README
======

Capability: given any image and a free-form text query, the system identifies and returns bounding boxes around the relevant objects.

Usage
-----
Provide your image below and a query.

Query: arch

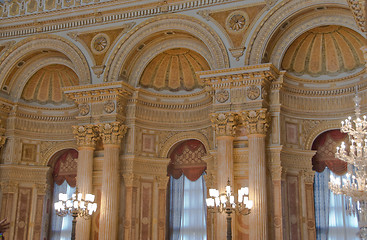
[160,131,210,158]
[0,34,91,94]
[304,120,341,151]
[106,14,229,83]
[42,141,78,166]
[245,0,356,65]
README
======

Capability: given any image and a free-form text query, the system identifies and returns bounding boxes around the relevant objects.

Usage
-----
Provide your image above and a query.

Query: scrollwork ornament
[72,124,99,147]
[99,122,127,145]
[241,109,270,135]
[215,89,229,103]
[78,103,90,116]
[104,100,115,113]
[210,112,238,136]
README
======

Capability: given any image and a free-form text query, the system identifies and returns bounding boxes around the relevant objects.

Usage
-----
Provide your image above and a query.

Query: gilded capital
[241,109,270,135]
[302,170,315,184]
[210,112,238,137]
[99,122,127,145]
[155,175,169,189]
[73,124,99,148]
[122,172,140,188]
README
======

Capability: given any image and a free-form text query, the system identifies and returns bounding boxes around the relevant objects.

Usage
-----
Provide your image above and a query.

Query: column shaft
[76,147,94,240]
[99,145,120,240]
[249,134,267,240]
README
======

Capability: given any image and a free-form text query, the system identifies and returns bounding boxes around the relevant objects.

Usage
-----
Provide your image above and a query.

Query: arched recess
[42,142,78,166]
[105,14,229,83]
[245,0,357,65]
[304,120,342,151]
[0,34,91,96]
[159,131,210,158]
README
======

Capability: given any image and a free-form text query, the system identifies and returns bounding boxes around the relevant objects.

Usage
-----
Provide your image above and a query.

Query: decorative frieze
[347,0,366,32]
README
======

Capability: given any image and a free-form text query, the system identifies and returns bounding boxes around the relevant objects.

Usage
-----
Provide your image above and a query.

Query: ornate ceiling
[139,48,210,92]
[282,25,365,77]
[21,64,79,104]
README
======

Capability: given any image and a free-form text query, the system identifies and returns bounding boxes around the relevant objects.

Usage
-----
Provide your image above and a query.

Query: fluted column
[243,109,269,240]
[98,122,127,240]
[73,124,99,240]
[211,112,238,240]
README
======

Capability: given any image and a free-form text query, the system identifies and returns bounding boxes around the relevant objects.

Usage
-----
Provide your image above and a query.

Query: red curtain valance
[53,149,78,187]
[167,139,207,181]
[312,130,347,175]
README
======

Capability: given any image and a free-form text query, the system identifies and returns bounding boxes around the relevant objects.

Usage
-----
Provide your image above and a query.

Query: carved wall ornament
[210,112,239,137]
[72,124,99,148]
[247,85,260,100]
[99,122,127,145]
[104,100,115,113]
[241,109,270,135]
[347,0,366,32]
[92,65,106,78]
[215,89,229,103]
[78,103,90,116]
[91,33,110,55]
[226,11,249,33]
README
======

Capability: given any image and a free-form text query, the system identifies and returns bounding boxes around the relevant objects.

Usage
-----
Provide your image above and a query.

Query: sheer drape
[50,181,75,240]
[168,174,207,240]
[314,168,359,240]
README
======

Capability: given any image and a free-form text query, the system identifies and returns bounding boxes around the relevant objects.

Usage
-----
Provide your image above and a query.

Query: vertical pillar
[73,124,99,240]
[243,109,269,240]
[155,176,169,240]
[98,122,127,240]
[302,171,316,240]
[122,173,139,240]
[211,112,237,240]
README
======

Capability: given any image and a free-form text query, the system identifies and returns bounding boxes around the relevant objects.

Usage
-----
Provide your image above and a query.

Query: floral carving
[91,33,110,54]
[104,100,115,113]
[78,103,90,116]
[247,85,260,100]
[215,89,229,103]
[229,14,246,31]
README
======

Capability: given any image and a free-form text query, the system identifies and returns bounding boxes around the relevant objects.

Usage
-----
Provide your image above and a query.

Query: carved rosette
[210,112,238,137]
[241,109,270,135]
[99,122,127,145]
[72,124,99,148]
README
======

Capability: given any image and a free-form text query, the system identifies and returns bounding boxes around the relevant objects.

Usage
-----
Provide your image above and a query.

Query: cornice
[0,164,50,183]
[0,0,239,39]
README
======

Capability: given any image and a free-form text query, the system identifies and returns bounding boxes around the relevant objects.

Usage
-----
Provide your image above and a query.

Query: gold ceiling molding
[347,0,366,32]
[68,23,134,78]
[245,0,348,65]
[21,64,79,104]
[197,3,266,61]
[105,14,229,84]
[0,0,238,38]
[282,25,365,77]
[0,35,90,95]
[139,48,210,91]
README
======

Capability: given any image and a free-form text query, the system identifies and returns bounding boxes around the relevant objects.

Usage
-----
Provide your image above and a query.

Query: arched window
[312,130,359,240]
[166,139,207,240]
[49,149,78,240]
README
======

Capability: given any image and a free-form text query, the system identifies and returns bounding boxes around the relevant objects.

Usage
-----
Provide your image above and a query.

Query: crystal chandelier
[329,92,367,239]
[206,179,253,240]
[54,188,97,240]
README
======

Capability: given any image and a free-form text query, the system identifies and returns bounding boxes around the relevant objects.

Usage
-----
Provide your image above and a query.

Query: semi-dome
[139,48,210,91]
[21,64,79,104]
[282,25,366,77]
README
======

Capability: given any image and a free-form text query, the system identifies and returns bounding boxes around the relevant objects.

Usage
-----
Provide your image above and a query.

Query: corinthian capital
[241,109,270,135]
[210,112,238,137]
[73,124,99,148]
[99,122,127,145]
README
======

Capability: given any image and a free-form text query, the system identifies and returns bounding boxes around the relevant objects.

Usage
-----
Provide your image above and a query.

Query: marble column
[98,122,127,240]
[211,112,237,240]
[155,176,169,240]
[73,124,99,240]
[243,109,269,240]
[302,171,316,240]
[122,173,139,240]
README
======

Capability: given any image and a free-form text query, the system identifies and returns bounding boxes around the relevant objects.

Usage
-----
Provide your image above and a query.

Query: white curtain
[315,168,359,240]
[168,174,207,240]
[50,181,75,240]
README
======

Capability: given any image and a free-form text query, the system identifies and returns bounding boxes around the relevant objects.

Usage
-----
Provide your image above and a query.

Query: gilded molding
[347,0,366,32]
[241,109,270,135]
[99,122,127,145]
[72,124,99,148]
[122,172,140,188]
[40,141,78,166]
[210,112,238,137]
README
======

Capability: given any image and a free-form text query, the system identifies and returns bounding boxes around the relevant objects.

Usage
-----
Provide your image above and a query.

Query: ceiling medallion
[247,85,260,100]
[226,11,249,33]
[91,33,110,55]
[216,89,230,103]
